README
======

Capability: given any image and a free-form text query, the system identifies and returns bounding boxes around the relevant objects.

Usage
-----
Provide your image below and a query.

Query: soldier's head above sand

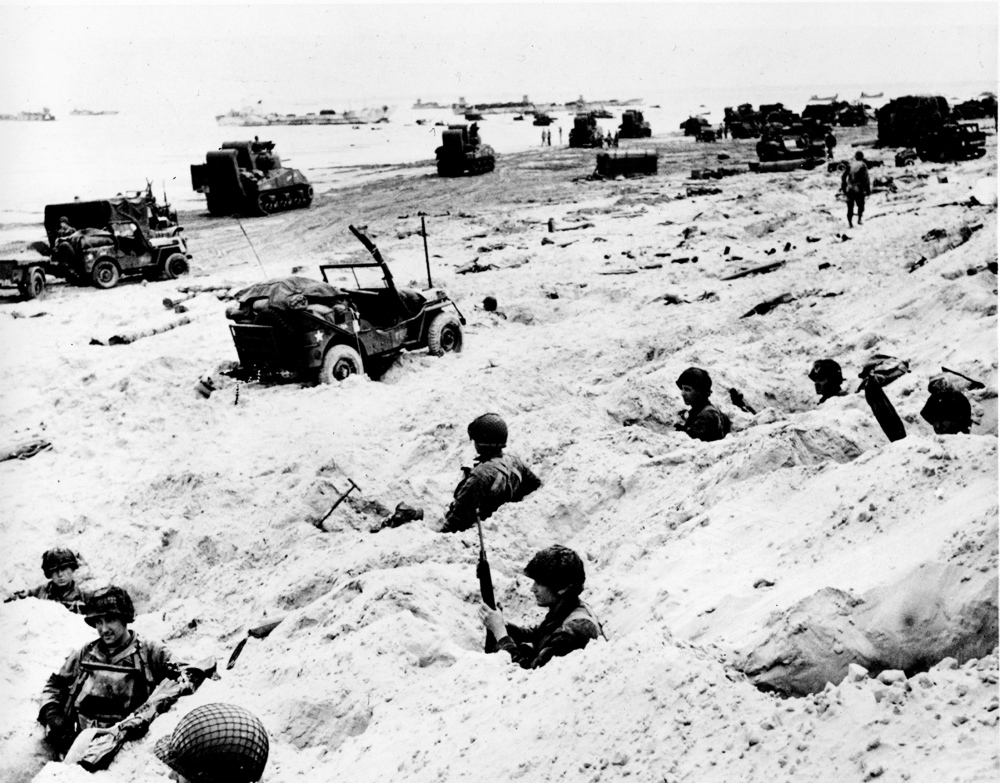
[677,366,712,405]
[809,359,844,400]
[468,412,508,454]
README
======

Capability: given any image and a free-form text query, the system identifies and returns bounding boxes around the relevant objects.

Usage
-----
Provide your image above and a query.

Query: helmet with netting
[42,547,79,577]
[83,585,135,626]
[467,412,508,449]
[154,703,269,783]
[524,544,586,596]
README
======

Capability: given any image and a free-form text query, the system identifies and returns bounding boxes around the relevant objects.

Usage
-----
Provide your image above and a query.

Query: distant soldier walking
[841,150,871,228]
[825,131,837,160]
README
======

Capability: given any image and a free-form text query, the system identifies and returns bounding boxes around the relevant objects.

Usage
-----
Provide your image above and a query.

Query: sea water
[0,79,991,232]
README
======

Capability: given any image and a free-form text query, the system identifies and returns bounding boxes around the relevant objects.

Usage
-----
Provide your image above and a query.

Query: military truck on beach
[434,123,495,176]
[191,139,313,217]
[569,113,604,148]
[876,95,987,162]
[618,110,651,139]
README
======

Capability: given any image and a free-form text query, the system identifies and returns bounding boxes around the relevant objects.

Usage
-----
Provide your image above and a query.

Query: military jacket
[497,596,603,669]
[441,451,541,533]
[27,582,89,614]
[682,401,731,442]
[39,632,178,730]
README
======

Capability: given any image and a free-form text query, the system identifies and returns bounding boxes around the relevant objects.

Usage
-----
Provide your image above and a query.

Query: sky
[0,2,996,112]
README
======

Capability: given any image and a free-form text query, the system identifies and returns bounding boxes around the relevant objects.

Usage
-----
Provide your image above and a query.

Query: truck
[434,123,495,177]
[569,113,604,148]
[618,110,651,139]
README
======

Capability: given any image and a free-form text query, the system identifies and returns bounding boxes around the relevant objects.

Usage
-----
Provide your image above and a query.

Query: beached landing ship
[191,139,313,217]
[435,124,495,177]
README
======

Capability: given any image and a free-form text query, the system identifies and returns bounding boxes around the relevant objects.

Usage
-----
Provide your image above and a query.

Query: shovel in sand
[226,617,286,670]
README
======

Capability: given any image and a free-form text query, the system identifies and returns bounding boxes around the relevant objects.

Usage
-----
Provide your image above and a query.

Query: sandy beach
[0,120,997,783]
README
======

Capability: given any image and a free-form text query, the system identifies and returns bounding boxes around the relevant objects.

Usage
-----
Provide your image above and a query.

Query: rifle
[476,517,499,654]
[63,658,217,771]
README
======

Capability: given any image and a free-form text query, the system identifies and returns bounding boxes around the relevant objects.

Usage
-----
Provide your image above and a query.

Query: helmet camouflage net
[524,544,586,596]
[154,703,269,783]
[42,547,79,577]
[83,585,135,626]
[467,412,508,449]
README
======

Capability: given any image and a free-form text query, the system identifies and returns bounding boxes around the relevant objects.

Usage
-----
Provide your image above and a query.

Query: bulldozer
[191,139,313,217]
[435,123,495,177]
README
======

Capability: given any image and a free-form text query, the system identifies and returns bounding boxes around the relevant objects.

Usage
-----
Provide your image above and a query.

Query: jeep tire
[427,312,463,356]
[19,268,45,300]
[92,258,121,290]
[319,344,364,384]
[163,253,190,280]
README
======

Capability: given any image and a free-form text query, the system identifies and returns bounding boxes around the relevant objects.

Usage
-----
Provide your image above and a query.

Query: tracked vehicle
[569,113,604,148]
[618,109,651,139]
[191,139,313,217]
[435,124,495,177]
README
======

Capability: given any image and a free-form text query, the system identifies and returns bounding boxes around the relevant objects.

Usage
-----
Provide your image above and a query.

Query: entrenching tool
[942,366,986,390]
[226,618,286,670]
[312,478,360,530]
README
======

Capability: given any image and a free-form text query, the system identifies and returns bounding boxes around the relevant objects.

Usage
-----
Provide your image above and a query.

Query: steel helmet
[42,547,79,577]
[676,366,712,396]
[155,703,269,783]
[83,585,135,626]
[467,413,508,449]
[524,545,586,596]
[808,359,843,385]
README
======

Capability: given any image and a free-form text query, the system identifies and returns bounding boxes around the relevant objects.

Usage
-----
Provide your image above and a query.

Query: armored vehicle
[225,225,464,384]
[680,116,709,136]
[191,139,313,217]
[569,113,604,148]
[532,112,554,126]
[916,122,987,162]
[724,104,761,139]
[435,123,495,176]
[618,109,651,139]
[43,199,190,289]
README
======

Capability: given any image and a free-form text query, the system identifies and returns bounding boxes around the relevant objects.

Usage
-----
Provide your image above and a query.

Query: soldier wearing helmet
[808,359,847,404]
[675,367,731,442]
[479,544,604,669]
[154,703,269,783]
[920,376,973,435]
[440,412,541,533]
[57,216,76,237]
[38,585,182,755]
[3,547,88,614]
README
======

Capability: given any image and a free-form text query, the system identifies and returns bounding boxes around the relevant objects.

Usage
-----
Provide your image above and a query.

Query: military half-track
[569,113,604,148]
[435,124,495,177]
[618,109,651,139]
[191,139,313,217]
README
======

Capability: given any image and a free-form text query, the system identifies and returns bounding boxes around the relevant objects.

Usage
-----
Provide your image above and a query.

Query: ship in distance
[70,108,120,116]
[0,107,55,121]
[217,105,394,126]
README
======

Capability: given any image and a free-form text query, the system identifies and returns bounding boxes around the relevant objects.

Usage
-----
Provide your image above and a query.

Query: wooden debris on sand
[0,438,51,462]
